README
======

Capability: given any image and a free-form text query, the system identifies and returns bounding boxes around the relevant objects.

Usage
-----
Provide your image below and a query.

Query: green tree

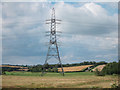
[102,62,118,75]
[53,67,58,72]
[48,68,51,72]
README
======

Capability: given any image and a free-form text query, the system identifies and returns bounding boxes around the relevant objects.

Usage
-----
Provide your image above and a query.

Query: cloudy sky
[2,2,118,65]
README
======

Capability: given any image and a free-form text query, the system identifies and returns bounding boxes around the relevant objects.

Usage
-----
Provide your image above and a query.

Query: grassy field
[2,72,118,88]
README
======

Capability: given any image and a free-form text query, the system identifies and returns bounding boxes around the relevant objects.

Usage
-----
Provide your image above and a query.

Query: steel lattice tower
[41,8,64,76]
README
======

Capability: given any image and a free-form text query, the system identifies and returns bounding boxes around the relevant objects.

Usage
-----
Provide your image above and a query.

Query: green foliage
[2,71,6,75]
[95,69,105,76]
[5,71,94,76]
[2,67,20,72]
[52,67,58,72]
[62,61,107,67]
[110,80,118,88]
[102,61,119,75]
[1,61,109,73]
[28,65,42,72]
[29,63,58,73]
[90,86,101,88]
[62,61,98,67]
[0,67,6,75]
[48,68,51,72]
[111,83,118,88]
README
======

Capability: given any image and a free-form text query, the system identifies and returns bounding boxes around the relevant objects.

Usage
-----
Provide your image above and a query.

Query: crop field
[0,65,20,68]
[92,65,106,71]
[58,65,93,72]
[2,72,118,88]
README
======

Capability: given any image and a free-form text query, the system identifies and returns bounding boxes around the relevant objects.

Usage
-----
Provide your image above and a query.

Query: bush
[95,69,105,76]
[2,70,6,75]
[53,67,58,72]
[111,83,118,88]
[48,68,51,72]
[110,81,118,88]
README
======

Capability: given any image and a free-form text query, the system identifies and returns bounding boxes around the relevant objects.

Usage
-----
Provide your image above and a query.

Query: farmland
[92,64,106,71]
[1,65,29,71]
[2,72,118,88]
[58,65,93,72]
[1,62,119,88]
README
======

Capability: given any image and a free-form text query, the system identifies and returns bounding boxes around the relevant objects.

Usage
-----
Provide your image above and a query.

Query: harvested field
[92,64,106,71]
[58,65,93,72]
[0,65,29,71]
[0,65,20,68]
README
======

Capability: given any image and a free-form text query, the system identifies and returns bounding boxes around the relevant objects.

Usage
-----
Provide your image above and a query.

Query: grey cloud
[2,2,118,65]
[55,2,117,36]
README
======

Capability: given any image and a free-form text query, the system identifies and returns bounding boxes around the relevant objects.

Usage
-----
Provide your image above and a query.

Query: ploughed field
[2,72,118,88]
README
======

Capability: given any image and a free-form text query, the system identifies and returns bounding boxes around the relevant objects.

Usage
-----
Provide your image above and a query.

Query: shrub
[48,68,51,72]
[111,82,118,88]
[95,69,105,76]
[53,67,58,72]
[2,70,6,75]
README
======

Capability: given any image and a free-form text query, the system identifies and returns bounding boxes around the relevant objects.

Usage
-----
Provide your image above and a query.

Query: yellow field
[58,65,93,72]
[0,65,20,68]
[2,73,118,88]
[0,65,28,71]
[92,65,106,71]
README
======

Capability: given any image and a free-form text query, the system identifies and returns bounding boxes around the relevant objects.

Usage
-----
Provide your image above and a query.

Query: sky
[1,2,118,65]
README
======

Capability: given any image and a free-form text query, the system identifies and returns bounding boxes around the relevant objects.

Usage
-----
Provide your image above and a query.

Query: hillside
[1,65,28,71]
[92,64,106,72]
[58,65,93,72]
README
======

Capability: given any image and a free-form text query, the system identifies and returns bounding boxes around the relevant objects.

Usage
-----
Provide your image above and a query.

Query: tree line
[1,61,119,76]
[28,61,107,72]
[95,61,120,76]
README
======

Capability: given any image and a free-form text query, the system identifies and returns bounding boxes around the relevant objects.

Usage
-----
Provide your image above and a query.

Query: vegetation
[93,61,119,77]
[1,61,119,88]
[62,61,107,67]
[28,61,107,72]
[5,71,94,76]
[101,61,119,75]
[95,69,105,76]
[111,83,118,88]
[2,72,118,88]
[1,61,119,76]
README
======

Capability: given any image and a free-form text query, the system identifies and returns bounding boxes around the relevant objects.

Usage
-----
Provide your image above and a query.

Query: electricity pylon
[41,8,64,76]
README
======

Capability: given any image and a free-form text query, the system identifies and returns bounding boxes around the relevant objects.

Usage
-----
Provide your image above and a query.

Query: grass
[5,71,94,77]
[2,71,118,88]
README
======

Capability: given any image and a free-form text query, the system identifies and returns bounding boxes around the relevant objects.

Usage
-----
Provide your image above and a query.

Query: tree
[102,62,118,75]
[53,67,58,72]
[48,68,51,72]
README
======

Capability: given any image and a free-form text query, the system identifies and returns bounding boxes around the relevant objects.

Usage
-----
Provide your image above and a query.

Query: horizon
[1,60,118,66]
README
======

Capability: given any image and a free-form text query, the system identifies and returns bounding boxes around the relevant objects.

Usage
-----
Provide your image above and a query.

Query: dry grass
[92,65,106,71]
[2,73,118,88]
[58,65,93,72]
